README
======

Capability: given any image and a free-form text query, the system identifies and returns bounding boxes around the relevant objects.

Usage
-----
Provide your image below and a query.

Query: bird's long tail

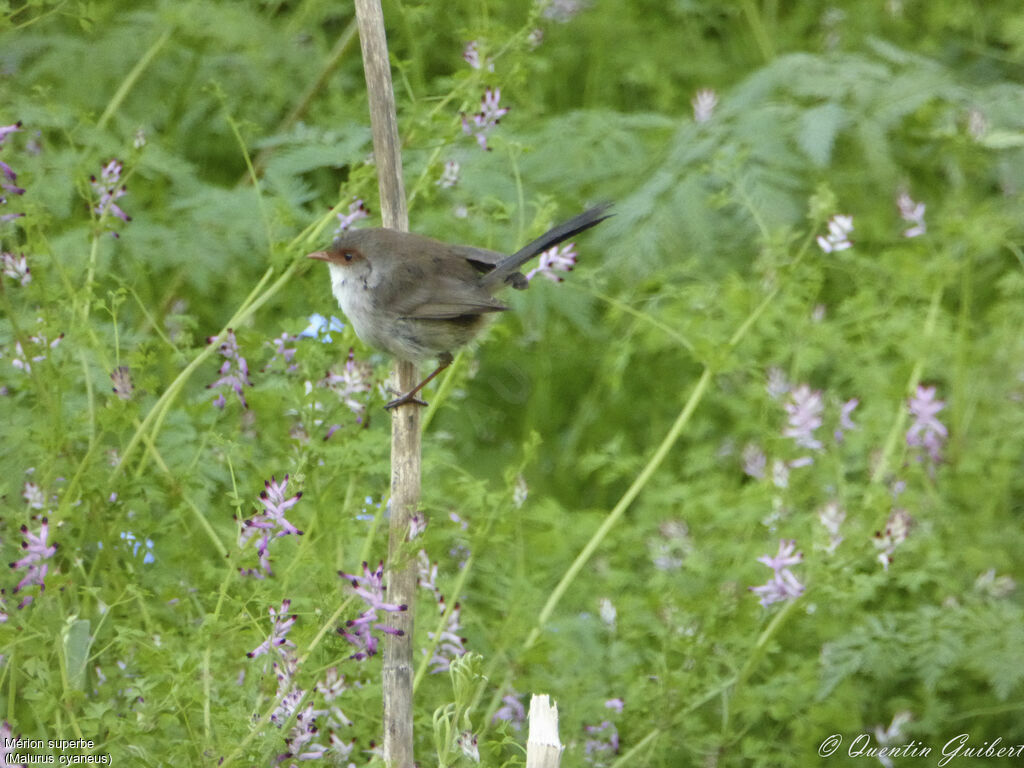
[479,202,614,289]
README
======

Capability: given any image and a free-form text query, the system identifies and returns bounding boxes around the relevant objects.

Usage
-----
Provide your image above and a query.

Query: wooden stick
[526,695,562,768]
[352,2,416,766]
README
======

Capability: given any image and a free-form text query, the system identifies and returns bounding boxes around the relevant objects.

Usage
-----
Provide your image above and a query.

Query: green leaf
[63,618,93,693]
[797,103,847,167]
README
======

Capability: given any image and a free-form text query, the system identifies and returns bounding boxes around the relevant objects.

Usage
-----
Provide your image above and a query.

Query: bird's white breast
[327,263,383,345]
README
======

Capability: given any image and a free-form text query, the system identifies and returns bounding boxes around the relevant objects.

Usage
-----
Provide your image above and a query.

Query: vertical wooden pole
[526,695,562,768]
[352,2,416,766]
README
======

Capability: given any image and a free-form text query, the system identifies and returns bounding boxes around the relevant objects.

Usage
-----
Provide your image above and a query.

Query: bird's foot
[384,391,429,410]
[383,354,453,411]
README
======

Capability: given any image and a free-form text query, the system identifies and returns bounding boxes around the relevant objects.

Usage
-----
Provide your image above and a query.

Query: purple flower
[492,689,526,730]
[409,513,427,539]
[906,385,947,465]
[464,40,482,68]
[0,122,25,224]
[90,159,132,224]
[897,191,926,238]
[252,625,355,761]
[783,384,824,451]
[525,243,577,283]
[333,198,368,235]
[649,519,690,571]
[337,561,407,660]
[0,122,21,145]
[461,88,508,151]
[316,666,348,701]
[264,331,299,372]
[418,550,440,597]
[342,561,403,613]
[0,125,23,176]
[817,214,853,253]
[542,0,589,22]
[457,732,479,763]
[10,332,63,374]
[207,329,251,409]
[257,477,303,535]
[22,480,44,509]
[328,734,356,760]
[247,599,297,659]
[750,568,805,607]
[315,667,353,727]
[1,160,25,200]
[417,549,469,672]
[818,501,845,554]
[247,605,346,759]
[2,252,31,286]
[436,160,460,189]
[10,517,58,609]
[874,509,913,570]
[269,679,302,726]
[238,475,304,578]
[110,366,134,400]
[583,720,619,764]
[750,539,804,607]
[427,603,468,674]
[756,538,802,571]
[286,717,330,761]
[320,347,372,417]
[462,41,492,71]
[834,397,859,443]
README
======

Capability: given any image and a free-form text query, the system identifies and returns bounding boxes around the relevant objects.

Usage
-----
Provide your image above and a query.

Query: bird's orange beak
[306,250,331,261]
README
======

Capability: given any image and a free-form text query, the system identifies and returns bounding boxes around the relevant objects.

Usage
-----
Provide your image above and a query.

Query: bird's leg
[385,352,454,410]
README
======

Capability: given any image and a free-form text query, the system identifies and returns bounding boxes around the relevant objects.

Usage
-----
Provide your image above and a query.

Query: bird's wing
[365,233,508,319]
[388,268,508,320]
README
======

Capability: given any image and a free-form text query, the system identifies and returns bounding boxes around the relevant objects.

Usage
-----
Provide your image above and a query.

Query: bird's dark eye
[343,251,353,261]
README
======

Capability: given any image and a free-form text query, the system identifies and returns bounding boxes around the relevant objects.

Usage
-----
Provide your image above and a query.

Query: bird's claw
[384,392,429,410]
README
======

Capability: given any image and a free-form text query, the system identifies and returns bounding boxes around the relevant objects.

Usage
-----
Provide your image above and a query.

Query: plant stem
[97,28,173,131]
[869,284,943,484]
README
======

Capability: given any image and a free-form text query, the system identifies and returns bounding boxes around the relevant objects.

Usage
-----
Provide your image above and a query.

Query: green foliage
[2,0,1024,766]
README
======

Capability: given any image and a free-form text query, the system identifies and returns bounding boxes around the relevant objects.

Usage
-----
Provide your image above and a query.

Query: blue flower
[120,530,155,564]
[300,314,345,343]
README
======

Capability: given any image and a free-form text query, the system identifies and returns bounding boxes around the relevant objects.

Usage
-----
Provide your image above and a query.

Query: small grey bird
[308,203,613,409]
